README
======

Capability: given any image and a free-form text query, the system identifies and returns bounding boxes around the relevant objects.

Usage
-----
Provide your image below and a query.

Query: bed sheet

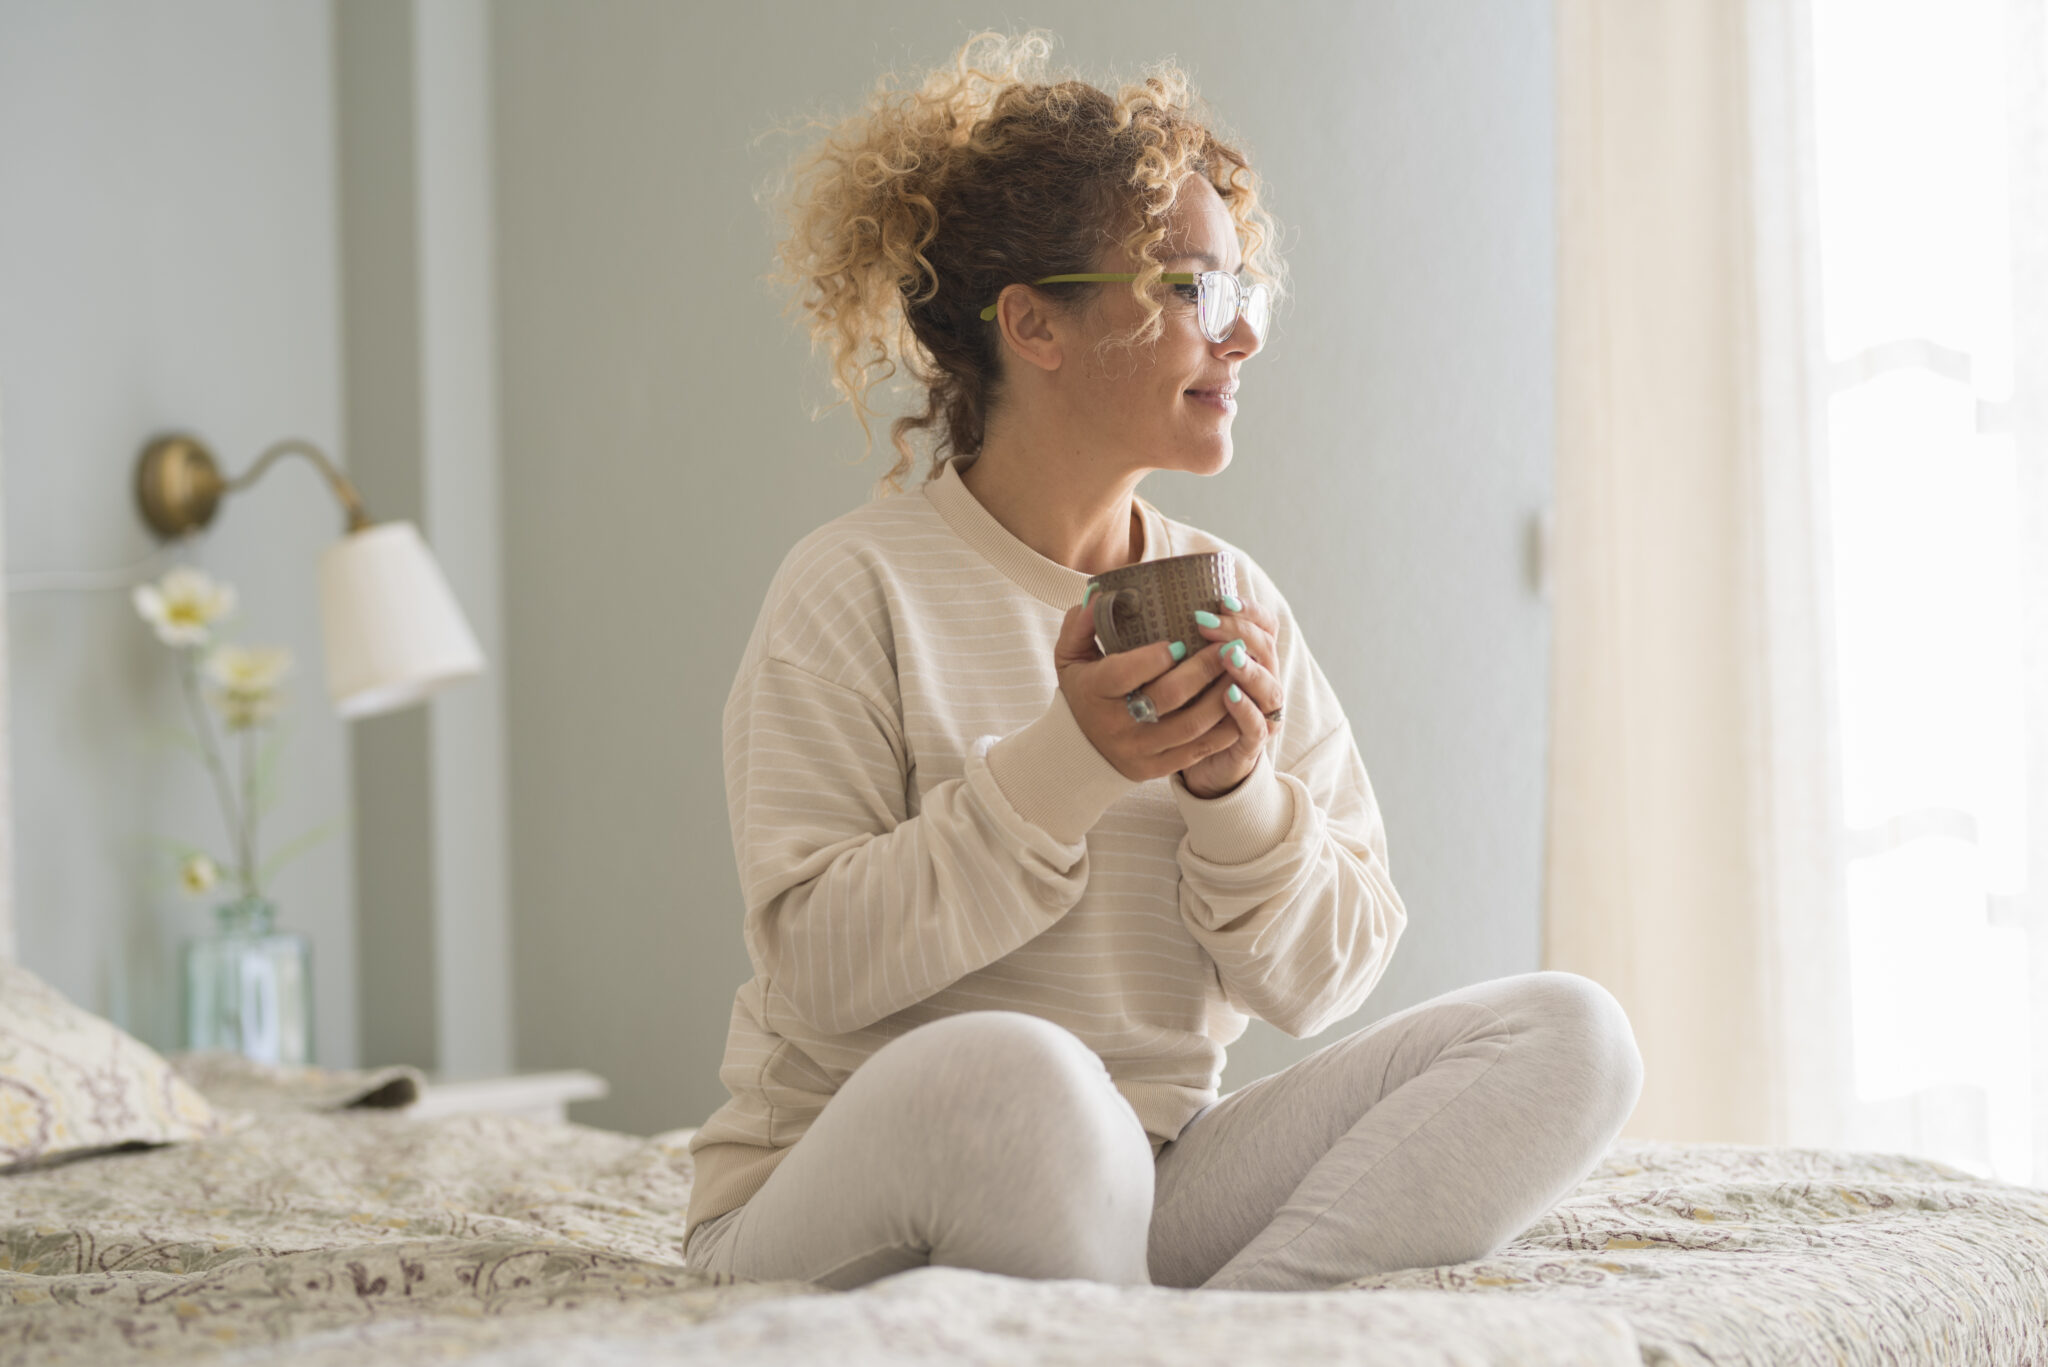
[3,1100,2045,1366]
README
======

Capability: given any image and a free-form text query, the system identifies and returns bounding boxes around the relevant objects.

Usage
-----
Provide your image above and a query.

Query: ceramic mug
[1086,551,1238,657]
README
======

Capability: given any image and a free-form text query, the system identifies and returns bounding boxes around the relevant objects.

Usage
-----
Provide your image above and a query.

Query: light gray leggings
[683,970,1644,1293]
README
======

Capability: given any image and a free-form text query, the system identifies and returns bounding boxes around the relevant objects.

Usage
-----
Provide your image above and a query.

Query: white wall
[492,0,1555,1135]
[0,1,1553,1131]
[0,0,512,1081]
[0,0,358,1060]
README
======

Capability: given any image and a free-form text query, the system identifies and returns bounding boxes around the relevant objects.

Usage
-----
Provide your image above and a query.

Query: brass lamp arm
[135,433,372,540]
[223,440,370,533]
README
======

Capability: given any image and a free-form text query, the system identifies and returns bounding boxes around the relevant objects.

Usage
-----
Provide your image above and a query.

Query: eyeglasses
[978,271,1272,345]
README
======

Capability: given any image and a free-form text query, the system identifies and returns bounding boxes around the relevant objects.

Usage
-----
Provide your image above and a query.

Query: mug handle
[1091,585,1141,654]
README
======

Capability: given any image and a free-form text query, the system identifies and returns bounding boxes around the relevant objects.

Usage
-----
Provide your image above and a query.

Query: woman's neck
[956,448,1146,578]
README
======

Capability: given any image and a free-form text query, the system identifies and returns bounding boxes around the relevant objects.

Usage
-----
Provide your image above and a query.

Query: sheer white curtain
[1804,0,2048,1186]
[1549,0,2047,1187]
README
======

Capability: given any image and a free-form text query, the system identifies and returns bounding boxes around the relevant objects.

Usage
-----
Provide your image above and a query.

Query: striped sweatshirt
[682,454,1409,1248]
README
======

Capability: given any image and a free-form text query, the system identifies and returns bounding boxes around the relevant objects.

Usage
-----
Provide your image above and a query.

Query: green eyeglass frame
[978,271,1270,345]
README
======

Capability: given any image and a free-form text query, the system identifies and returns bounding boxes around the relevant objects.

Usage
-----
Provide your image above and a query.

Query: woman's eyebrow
[1174,252,1247,273]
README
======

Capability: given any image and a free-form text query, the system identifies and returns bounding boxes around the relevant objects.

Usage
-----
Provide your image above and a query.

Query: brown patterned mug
[1086,552,1238,657]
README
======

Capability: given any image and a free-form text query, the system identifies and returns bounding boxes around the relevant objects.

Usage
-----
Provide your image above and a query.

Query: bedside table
[409,1070,609,1123]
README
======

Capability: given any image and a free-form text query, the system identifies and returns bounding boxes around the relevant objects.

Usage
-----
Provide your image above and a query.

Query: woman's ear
[993,286,1065,375]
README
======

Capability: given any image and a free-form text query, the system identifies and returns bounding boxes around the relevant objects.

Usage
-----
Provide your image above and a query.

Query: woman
[683,31,1643,1293]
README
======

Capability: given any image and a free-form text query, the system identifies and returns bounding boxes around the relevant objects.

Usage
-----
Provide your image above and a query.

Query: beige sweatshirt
[683,455,1409,1248]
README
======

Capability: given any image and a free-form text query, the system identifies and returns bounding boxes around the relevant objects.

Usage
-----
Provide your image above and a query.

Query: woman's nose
[1222,316,1263,357]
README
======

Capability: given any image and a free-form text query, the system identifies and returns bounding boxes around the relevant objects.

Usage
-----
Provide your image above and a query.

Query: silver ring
[1265,706,1283,724]
[1125,689,1160,724]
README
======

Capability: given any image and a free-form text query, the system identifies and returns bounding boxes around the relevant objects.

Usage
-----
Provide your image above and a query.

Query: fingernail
[1168,640,1187,661]
[1228,683,1243,702]
[1084,583,1097,608]
[1221,594,1242,612]
[1194,609,1222,628]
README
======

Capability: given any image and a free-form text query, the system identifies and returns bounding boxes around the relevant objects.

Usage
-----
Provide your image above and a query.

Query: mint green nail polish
[1222,594,1242,612]
[1194,609,1222,628]
[1228,683,1242,702]
[1169,640,1187,661]
[1084,583,1096,608]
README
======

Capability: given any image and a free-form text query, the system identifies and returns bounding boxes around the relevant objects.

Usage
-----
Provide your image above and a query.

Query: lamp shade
[317,520,484,719]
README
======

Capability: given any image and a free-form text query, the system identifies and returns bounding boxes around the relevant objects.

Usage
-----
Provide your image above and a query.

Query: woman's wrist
[984,690,1139,845]
[1170,749,1296,863]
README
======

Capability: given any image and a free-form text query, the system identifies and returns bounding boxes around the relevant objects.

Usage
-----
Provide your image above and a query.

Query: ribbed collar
[921,457,1171,610]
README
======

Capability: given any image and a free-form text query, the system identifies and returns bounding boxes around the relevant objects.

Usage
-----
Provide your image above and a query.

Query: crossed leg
[1149,970,1645,1291]
[687,1009,1157,1290]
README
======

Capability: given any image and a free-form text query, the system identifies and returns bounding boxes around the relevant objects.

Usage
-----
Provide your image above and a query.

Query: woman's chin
[1178,439,1232,476]
[1144,430,1231,477]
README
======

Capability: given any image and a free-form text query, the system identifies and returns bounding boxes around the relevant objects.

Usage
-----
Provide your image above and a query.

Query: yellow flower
[179,854,220,895]
[203,645,293,730]
[133,567,237,648]
[204,644,292,693]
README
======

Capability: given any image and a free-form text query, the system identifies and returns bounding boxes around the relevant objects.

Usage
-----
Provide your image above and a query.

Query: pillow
[0,958,231,1171]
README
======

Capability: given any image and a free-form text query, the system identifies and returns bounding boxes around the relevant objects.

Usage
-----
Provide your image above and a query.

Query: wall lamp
[133,433,484,719]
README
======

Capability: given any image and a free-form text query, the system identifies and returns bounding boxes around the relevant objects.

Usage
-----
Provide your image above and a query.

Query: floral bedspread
[3,1069,2045,1366]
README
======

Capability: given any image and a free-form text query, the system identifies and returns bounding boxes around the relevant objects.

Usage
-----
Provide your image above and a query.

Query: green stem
[177,650,246,889]
[240,725,261,899]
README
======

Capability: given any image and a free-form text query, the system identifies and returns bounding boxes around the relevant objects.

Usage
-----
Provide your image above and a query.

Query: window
[1811,0,2045,1184]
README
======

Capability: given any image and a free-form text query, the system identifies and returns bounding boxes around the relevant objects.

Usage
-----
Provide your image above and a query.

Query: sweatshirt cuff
[1168,748,1296,864]
[984,690,1140,846]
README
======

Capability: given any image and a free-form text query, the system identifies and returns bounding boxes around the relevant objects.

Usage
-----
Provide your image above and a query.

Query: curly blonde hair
[757,29,1289,498]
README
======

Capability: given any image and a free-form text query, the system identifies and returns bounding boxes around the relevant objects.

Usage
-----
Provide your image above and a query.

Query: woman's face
[1062,176,1265,478]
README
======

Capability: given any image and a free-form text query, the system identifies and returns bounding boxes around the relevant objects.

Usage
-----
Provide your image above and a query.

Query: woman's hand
[1052,593,1286,793]
[1177,594,1285,799]
[1053,602,1241,784]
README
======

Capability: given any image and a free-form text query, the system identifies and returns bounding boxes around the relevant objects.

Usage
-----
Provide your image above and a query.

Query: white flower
[204,644,293,730]
[133,566,236,647]
[179,853,220,895]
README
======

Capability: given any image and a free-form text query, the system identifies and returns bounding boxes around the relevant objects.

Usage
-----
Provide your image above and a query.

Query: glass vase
[182,894,314,1067]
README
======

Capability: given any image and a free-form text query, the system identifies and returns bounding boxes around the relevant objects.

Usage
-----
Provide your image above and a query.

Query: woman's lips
[1185,388,1237,412]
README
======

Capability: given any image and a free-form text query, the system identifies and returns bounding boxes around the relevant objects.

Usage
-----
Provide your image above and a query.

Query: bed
[5,1034,2048,1367]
